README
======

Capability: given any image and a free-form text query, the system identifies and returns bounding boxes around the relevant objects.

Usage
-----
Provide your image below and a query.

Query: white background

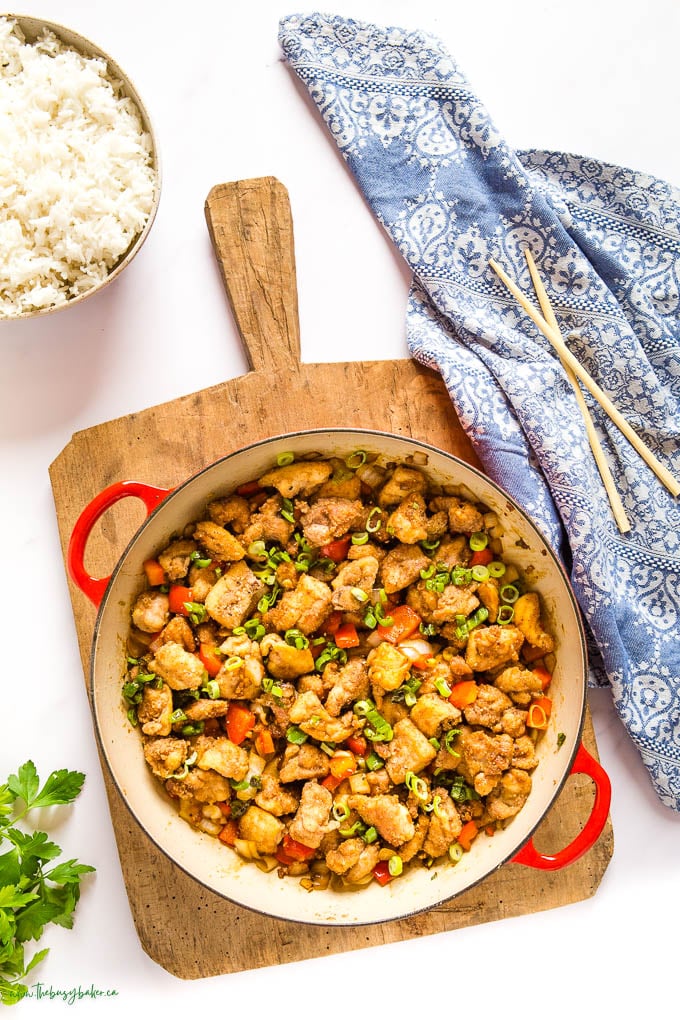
[2,0,679,1015]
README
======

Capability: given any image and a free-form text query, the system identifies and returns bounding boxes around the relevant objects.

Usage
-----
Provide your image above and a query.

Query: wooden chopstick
[523,249,631,533]
[489,255,680,500]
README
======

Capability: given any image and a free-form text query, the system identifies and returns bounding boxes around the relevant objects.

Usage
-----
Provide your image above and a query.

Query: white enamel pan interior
[83,428,593,926]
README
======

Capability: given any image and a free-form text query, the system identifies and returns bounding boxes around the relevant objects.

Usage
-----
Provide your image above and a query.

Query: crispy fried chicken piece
[455,728,514,797]
[132,589,170,634]
[429,496,484,534]
[378,466,427,507]
[422,788,462,858]
[512,736,539,771]
[265,573,333,635]
[386,493,429,544]
[239,805,285,854]
[325,837,365,875]
[204,561,267,629]
[462,683,513,730]
[165,767,231,804]
[278,743,331,783]
[331,556,380,611]
[288,781,335,849]
[156,615,196,652]
[149,641,205,691]
[241,495,295,548]
[377,717,437,785]
[258,461,333,498]
[347,794,416,846]
[379,543,430,594]
[432,584,480,624]
[183,698,230,721]
[410,693,461,738]
[193,520,246,562]
[300,497,365,547]
[194,735,249,781]
[399,812,429,863]
[158,538,197,582]
[325,657,370,717]
[255,770,300,816]
[143,736,189,779]
[207,494,250,533]
[138,682,173,737]
[261,634,315,679]
[366,642,411,693]
[513,593,555,654]
[485,768,532,820]
[465,625,524,671]
[494,665,544,696]
[288,691,356,744]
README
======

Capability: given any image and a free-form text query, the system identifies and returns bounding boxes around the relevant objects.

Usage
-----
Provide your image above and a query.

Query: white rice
[0,17,157,318]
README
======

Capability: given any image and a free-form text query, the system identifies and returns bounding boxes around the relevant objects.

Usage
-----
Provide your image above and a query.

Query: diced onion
[355,462,386,488]
[233,838,261,860]
[198,818,223,837]
[398,638,434,662]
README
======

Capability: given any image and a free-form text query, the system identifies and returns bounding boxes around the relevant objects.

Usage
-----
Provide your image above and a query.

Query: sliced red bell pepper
[457,819,479,852]
[372,860,393,886]
[376,604,422,644]
[168,584,194,616]
[254,728,275,757]
[143,558,166,586]
[278,834,316,862]
[218,819,239,846]
[236,480,265,496]
[328,750,357,779]
[334,622,360,648]
[469,547,494,567]
[322,610,343,636]
[320,535,352,562]
[449,680,478,710]
[346,735,368,757]
[198,643,223,678]
[225,702,256,745]
[321,774,344,792]
[532,665,553,691]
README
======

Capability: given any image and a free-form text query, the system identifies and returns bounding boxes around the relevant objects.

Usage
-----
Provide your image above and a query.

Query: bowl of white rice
[0,15,161,319]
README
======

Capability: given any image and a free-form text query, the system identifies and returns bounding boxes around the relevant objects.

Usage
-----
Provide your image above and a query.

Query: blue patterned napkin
[279,13,680,810]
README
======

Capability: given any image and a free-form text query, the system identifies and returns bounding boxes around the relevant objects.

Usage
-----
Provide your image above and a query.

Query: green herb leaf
[7,762,40,809]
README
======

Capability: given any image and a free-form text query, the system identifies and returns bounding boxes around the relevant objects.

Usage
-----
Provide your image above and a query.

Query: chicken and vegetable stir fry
[123,451,557,890]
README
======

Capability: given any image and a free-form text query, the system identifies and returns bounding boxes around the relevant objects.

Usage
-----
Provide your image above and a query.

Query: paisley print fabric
[279,13,680,809]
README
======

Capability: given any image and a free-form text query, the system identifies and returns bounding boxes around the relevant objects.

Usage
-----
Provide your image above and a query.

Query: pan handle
[511,742,611,871]
[67,481,171,607]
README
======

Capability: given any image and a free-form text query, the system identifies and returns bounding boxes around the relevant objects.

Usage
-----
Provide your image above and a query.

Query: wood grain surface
[49,177,613,980]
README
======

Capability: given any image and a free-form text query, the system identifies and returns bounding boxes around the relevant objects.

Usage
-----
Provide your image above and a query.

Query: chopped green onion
[469,532,488,551]
[363,609,378,630]
[350,586,369,603]
[497,604,515,625]
[230,778,250,791]
[354,699,393,742]
[202,679,220,699]
[242,618,266,641]
[280,498,295,523]
[392,675,422,706]
[352,531,369,546]
[365,507,382,533]
[420,563,436,580]
[261,676,283,699]
[447,776,480,802]
[332,802,350,822]
[257,583,282,613]
[451,565,473,586]
[362,826,378,844]
[420,538,441,552]
[488,561,506,578]
[448,843,464,863]
[419,622,439,638]
[284,628,309,649]
[339,821,365,838]
[345,450,367,469]
[223,655,243,671]
[320,741,336,756]
[557,732,566,748]
[126,707,138,727]
[428,737,441,750]
[404,771,429,801]
[229,800,248,819]
[388,855,403,877]
[180,722,205,737]
[373,601,393,626]
[171,708,188,725]
[277,452,295,466]
[126,656,140,665]
[315,643,347,670]
[378,588,388,604]
[365,751,385,772]
[443,728,460,753]
[286,725,308,745]
[295,553,312,572]
[434,677,452,698]
[190,551,213,568]
[500,584,519,604]
[183,601,208,625]
[315,557,336,574]
[471,564,489,582]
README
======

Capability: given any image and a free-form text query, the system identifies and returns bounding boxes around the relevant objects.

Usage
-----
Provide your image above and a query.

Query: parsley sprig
[0,761,94,1006]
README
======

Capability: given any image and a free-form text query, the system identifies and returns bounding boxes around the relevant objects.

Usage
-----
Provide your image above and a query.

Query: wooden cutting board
[49,176,613,980]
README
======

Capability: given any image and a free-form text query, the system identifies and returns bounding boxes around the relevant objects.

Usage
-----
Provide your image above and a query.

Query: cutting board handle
[205,177,301,374]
